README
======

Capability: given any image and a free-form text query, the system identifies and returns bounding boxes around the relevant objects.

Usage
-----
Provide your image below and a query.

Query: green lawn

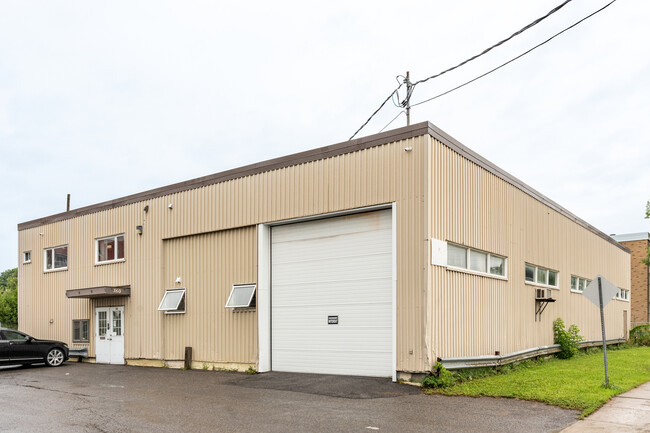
[425,346,650,417]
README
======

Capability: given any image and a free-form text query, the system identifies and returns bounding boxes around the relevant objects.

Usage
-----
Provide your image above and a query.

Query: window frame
[225,284,257,309]
[72,319,90,343]
[95,234,125,265]
[158,289,186,314]
[43,245,68,272]
[23,251,31,264]
[445,243,508,280]
[570,275,591,294]
[615,287,630,302]
[524,263,559,289]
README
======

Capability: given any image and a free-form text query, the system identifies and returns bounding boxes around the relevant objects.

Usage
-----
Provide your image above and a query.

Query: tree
[0,268,18,328]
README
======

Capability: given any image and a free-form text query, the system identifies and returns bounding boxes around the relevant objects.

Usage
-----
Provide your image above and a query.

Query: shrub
[422,362,455,388]
[553,318,584,359]
[630,325,650,346]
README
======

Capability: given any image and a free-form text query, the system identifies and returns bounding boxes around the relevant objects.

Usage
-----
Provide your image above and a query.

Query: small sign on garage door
[328,315,339,325]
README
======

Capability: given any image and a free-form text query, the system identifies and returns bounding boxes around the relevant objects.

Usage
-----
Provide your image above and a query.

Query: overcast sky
[1,0,648,272]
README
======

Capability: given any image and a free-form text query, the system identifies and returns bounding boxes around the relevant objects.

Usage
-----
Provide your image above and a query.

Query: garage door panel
[272,230,392,263]
[271,209,393,377]
[272,278,392,305]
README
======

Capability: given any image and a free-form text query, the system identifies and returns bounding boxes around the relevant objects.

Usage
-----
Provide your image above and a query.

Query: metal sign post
[583,275,619,387]
[597,277,609,386]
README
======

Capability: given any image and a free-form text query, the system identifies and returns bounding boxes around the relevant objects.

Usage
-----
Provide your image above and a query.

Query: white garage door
[271,209,393,377]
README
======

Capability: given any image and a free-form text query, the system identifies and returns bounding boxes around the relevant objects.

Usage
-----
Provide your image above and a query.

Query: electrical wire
[349,0,573,140]
[411,0,618,108]
[379,110,406,133]
[349,83,403,141]
[412,0,573,87]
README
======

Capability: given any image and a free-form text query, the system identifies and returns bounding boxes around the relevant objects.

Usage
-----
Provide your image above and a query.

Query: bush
[422,362,455,388]
[630,325,650,346]
[553,318,584,359]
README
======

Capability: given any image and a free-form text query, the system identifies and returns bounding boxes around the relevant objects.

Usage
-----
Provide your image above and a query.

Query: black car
[0,328,69,367]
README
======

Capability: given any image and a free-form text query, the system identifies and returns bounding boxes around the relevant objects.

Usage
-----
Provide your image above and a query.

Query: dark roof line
[16,122,628,253]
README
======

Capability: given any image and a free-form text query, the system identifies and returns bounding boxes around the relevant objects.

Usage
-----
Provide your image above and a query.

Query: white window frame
[43,245,68,272]
[524,263,559,290]
[158,289,186,314]
[23,251,31,264]
[615,287,630,302]
[570,275,591,294]
[95,234,125,265]
[225,284,257,309]
[446,243,508,280]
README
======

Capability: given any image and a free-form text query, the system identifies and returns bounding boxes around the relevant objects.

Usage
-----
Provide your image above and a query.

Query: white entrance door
[271,209,393,377]
[95,306,125,364]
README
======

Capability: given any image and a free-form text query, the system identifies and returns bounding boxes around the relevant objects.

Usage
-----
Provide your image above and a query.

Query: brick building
[611,233,650,327]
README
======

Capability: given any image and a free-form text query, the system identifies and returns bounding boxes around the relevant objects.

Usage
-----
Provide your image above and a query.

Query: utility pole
[405,71,411,126]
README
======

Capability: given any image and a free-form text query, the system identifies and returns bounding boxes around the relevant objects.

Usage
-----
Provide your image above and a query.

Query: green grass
[425,346,650,417]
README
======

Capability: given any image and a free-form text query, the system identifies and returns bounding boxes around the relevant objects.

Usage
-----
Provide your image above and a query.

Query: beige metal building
[17,122,631,379]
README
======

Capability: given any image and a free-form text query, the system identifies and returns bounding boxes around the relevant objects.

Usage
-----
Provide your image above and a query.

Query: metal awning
[66,285,131,298]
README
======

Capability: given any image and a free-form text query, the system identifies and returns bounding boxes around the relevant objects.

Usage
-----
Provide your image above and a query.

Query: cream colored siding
[18,136,430,372]
[162,227,257,363]
[17,124,629,374]
[428,136,630,360]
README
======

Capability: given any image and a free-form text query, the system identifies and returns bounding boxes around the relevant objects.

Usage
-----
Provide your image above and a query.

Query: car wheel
[45,348,65,367]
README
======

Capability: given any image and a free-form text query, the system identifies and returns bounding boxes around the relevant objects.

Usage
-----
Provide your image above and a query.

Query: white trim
[524,263,559,289]
[43,244,68,272]
[225,284,257,308]
[261,204,396,378]
[446,266,508,281]
[95,234,125,265]
[257,223,271,373]
[524,281,560,291]
[391,202,397,382]
[158,288,186,313]
[445,242,508,279]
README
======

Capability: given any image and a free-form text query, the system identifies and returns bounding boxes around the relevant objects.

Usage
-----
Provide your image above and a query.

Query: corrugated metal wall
[18,136,430,372]
[162,227,257,363]
[17,130,628,373]
[428,136,631,360]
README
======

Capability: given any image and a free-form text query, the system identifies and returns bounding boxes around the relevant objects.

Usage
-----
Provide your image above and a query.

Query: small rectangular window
[72,319,89,343]
[225,284,256,309]
[489,255,505,276]
[96,234,125,263]
[158,289,186,314]
[447,244,467,269]
[446,243,507,279]
[469,250,487,273]
[525,264,535,282]
[23,251,31,264]
[44,245,68,271]
[570,276,577,291]
[525,264,558,288]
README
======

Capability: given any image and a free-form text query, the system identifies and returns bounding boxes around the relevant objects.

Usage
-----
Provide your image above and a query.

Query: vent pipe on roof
[66,194,70,212]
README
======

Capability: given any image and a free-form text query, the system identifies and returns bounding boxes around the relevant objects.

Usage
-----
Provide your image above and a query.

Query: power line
[379,110,406,133]
[412,0,573,87]
[411,0,618,109]
[350,0,574,140]
[349,83,403,141]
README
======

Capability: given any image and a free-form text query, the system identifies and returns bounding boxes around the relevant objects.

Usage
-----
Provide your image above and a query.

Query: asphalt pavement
[0,362,578,433]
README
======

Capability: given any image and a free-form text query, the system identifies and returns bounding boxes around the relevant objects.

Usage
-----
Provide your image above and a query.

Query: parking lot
[0,362,578,433]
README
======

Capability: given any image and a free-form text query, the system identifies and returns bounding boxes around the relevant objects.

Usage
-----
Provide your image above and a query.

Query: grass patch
[425,346,650,417]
